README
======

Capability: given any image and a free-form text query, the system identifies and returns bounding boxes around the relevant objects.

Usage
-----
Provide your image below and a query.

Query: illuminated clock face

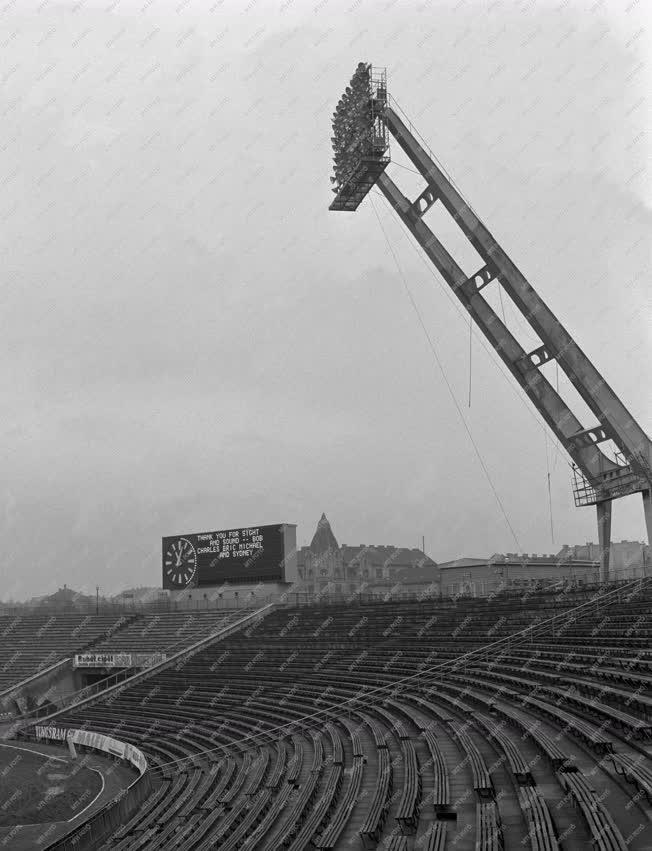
[164,538,197,587]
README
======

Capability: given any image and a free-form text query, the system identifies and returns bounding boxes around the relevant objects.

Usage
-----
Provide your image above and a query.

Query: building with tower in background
[296,514,439,599]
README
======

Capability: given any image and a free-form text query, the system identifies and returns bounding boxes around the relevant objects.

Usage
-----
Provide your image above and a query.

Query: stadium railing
[0,594,277,618]
[277,575,649,609]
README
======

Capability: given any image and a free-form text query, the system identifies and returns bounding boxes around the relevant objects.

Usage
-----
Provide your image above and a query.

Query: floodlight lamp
[329,64,390,212]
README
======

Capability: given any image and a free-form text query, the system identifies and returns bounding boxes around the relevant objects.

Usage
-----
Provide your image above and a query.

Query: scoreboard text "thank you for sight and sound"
[161,523,297,589]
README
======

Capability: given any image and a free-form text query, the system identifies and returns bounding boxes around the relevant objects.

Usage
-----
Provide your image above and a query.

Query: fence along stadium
[1,63,651,851]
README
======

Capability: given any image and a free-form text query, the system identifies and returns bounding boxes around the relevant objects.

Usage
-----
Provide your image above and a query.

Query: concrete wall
[0,659,79,717]
[166,581,289,608]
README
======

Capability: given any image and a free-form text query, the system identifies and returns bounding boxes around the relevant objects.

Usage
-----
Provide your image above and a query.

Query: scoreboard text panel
[162,524,290,589]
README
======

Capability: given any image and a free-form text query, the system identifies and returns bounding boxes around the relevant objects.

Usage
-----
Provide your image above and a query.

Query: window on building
[375,568,383,579]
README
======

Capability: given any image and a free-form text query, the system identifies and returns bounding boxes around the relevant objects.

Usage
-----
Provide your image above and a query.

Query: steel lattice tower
[329,64,652,582]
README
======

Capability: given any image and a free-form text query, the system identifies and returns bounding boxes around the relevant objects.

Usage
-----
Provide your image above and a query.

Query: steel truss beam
[377,171,623,485]
[374,107,652,579]
[382,106,652,492]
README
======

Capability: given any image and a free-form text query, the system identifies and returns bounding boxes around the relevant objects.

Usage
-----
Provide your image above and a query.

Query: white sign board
[73,653,166,669]
[35,726,148,774]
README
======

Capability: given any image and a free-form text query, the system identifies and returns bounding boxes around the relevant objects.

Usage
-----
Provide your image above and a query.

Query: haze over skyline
[1,0,650,600]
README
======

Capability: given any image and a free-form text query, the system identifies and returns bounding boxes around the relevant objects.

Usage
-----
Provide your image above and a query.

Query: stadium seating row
[16,579,652,850]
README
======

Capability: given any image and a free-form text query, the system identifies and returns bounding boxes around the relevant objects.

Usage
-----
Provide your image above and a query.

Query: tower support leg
[597,500,612,584]
[643,490,652,577]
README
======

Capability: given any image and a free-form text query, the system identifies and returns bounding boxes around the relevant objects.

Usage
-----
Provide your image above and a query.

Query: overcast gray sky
[1,0,650,600]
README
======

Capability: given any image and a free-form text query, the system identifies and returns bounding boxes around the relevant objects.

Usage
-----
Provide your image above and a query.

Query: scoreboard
[162,523,296,589]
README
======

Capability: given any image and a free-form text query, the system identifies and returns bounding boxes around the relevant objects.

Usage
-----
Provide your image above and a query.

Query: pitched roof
[40,587,94,604]
[300,516,437,570]
[341,545,436,568]
[436,557,488,570]
[309,513,339,555]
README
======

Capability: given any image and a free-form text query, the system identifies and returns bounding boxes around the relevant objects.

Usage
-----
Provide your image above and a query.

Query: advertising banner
[73,653,132,668]
[35,726,148,774]
[73,653,166,669]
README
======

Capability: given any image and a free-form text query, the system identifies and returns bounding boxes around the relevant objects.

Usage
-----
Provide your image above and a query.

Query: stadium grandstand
[0,608,246,722]
[0,578,649,849]
[0,612,127,692]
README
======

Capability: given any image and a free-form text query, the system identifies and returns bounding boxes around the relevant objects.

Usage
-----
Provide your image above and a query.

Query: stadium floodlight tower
[329,63,652,583]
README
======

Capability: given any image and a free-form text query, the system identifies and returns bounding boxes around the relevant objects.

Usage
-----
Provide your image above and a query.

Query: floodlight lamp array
[329,63,390,212]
